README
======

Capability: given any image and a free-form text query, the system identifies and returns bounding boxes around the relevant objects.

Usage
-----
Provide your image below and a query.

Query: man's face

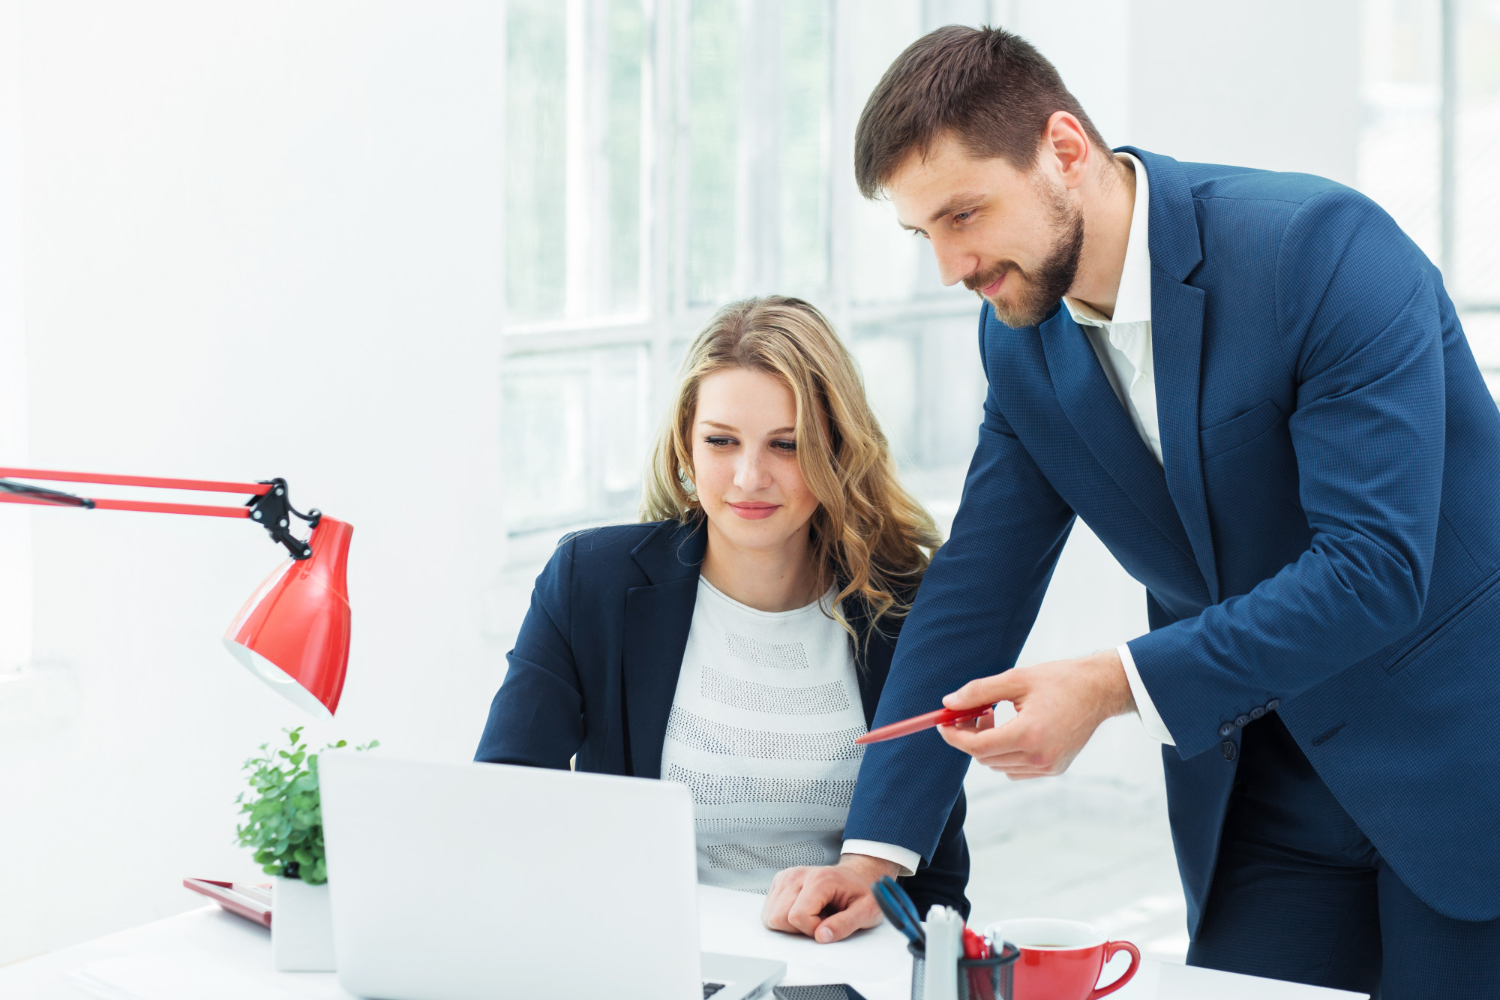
[885,132,1084,328]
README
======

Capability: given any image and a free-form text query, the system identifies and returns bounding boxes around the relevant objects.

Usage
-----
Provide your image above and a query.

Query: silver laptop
[319,754,786,1000]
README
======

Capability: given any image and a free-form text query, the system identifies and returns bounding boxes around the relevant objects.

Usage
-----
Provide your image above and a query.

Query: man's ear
[1042,111,1094,190]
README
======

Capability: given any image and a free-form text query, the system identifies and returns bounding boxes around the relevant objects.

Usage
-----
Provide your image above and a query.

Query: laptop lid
[320,754,702,1000]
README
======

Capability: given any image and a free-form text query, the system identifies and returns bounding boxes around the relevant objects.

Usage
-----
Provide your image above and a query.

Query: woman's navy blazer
[475,518,970,916]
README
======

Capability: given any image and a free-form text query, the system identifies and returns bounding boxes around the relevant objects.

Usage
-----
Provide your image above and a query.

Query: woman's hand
[760,853,900,943]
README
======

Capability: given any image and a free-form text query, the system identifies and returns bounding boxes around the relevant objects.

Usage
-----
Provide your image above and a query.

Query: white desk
[0,887,1365,1000]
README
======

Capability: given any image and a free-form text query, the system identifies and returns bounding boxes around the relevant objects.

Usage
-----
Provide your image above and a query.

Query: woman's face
[690,367,822,554]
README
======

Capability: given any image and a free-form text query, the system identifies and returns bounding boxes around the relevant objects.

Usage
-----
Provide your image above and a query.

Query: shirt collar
[1063,151,1151,327]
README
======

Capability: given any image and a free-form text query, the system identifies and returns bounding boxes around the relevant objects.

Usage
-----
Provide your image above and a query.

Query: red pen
[855,704,994,745]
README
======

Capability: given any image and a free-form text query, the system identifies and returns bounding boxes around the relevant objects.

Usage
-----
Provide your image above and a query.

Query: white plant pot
[273,876,336,972]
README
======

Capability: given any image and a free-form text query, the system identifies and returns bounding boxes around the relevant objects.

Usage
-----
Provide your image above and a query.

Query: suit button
[1267,699,1281,711]
[1234,714,1251,728]
[1221,740,1238,761]
[1218,722,1234,737]
[1250,706,1265,720]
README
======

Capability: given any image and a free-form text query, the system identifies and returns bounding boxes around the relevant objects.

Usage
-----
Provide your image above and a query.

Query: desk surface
[0,887,1365,1000]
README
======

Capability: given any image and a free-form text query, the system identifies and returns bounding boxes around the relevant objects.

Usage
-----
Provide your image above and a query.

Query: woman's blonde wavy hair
[640,296,941,635]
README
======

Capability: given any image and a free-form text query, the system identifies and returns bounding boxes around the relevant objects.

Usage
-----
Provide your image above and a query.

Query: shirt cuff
[841,839,920,877]
[1119,642,1175,746]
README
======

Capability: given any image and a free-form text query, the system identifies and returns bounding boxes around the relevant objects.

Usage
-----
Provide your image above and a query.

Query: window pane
[687,1,741,305]
[1464,310,1500,371]
[780,2,831,296]
[853,332,919,464]
[1357,0,1442,264]
[503,346,651,529]
[506,0,567,323]
[507,0,648,325]
[847,1,927,305]
[852,316,986,470]
[503,352,589,525]
[607,0,647,312]
[1454,0,1500,302]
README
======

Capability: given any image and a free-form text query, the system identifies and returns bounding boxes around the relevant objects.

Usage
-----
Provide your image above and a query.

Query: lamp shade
[223,517,352,717]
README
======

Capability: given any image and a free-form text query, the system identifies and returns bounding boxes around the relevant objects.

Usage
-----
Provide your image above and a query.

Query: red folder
[183,878,273,928]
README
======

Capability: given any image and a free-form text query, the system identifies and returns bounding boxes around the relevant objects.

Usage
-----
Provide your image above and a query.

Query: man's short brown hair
[854,25,1108,199]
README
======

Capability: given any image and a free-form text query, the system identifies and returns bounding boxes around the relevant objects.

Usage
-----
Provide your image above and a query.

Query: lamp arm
[0,478,96,508]
[0,469,320,560]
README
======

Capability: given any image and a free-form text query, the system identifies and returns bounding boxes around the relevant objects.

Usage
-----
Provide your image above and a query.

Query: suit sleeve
[843,307,1077,862]
[900,787,972,920]
[475,536,587,769]
[1130,189,1446,759]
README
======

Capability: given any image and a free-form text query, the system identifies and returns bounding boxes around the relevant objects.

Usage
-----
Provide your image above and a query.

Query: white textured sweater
[659,577,868,893]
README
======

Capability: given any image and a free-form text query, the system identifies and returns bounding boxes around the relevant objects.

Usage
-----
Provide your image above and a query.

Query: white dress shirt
[1061,152,1176,747]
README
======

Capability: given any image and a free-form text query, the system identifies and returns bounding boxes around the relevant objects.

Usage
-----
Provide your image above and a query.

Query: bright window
[1359,0,1500,383]
[501,0,988,538]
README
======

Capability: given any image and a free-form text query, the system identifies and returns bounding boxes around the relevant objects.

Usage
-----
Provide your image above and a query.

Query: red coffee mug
[986,918,1140,1000]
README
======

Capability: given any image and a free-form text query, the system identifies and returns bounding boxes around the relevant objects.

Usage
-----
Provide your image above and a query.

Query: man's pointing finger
[943,668,1024,711]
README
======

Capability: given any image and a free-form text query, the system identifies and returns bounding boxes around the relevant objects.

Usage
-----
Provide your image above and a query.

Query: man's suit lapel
[622,520,706,779]
[1152,274,1218,603]
[1040,308,1196,563]
[1129,147,1220,604]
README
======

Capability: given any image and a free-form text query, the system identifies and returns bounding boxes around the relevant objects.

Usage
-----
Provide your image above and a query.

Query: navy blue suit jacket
[475,518,971,916]
[844,148,1500,931]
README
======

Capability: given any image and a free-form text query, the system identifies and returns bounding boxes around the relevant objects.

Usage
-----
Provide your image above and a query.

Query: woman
[475,296,969,926]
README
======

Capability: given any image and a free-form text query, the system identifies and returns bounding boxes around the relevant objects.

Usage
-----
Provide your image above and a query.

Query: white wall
[0,1,505,964]
[1125,0,1361,185]
[1012,0,1361,184]
[1008,0,1134,146]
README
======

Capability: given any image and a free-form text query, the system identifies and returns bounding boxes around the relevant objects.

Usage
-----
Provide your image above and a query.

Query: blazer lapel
[622,520,706,779]
[1152,274,1219,603]
[1128,147,1220,604]
[1040,307,1195,563]
[843,594,893,728]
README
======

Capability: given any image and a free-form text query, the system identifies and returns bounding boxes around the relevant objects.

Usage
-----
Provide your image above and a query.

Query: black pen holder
[908,940,1019,1000]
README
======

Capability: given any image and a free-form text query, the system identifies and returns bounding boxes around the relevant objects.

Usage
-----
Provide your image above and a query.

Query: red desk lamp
[0,467,351,718]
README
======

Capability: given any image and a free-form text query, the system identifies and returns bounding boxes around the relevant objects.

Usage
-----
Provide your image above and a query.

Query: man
[762,25,1500,997]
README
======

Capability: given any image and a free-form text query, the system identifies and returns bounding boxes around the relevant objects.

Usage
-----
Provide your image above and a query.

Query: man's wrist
[1117,641,1176,746]
[838,852,901,880]
[1091,647,1135,718]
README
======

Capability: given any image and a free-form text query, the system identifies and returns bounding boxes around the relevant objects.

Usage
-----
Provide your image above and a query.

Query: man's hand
[761,853,899,943]
[938,649,1135,779]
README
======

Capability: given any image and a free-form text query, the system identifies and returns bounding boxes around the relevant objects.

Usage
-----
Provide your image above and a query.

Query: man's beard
[965,178,1085,328]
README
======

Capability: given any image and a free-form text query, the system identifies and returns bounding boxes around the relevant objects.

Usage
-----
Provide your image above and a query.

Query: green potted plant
[237,726,377,971]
